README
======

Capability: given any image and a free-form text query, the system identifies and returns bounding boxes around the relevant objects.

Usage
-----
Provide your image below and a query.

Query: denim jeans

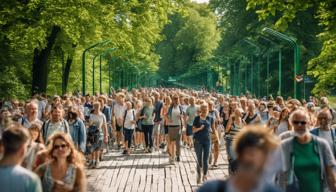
[225,136,237,174]
[124,128,134,148]
[194,139,211,175]
[142,124,153,148]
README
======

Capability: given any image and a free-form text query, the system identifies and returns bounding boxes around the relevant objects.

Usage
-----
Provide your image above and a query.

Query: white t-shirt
[319,129,334,151]
[124,109,136,129]
[168,106,182,126]
[45,121,68,141]
[89,112,106,131]
[113,103,127,119]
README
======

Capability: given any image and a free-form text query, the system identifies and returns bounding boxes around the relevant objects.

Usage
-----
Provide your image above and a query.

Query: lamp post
[81,40,110,95]
[263,27,301,99]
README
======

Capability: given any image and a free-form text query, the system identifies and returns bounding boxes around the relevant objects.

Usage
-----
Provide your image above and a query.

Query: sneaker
[122,150,128,155]
[202,175,207,182]
[148,148,152,153]
[169,157,175,165]
[95,161,99,168]
[91,160,96,169]
[159,143,165,149]
[144,148,149,153]
[176,156,180,162]
[88,160,94,168]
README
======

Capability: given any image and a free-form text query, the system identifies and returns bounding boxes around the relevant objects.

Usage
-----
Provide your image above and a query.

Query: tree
[156,3,221,79]
[0,0,184,97]
[246,0,336,95]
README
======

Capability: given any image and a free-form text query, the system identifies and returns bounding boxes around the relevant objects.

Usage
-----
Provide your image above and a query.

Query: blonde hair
[47,133,84,169]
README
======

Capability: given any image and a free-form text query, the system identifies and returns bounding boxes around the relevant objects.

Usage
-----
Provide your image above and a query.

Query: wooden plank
[87,142,230,192]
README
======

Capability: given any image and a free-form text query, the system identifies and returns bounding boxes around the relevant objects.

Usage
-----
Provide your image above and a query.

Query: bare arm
[326,165,336,191]
[225,116,233,133]
[74,167,87,192]
[34,162,47,178]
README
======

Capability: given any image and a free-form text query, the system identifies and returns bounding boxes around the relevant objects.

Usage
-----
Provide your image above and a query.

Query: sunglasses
[292,121,307,126]
[53,144,68,150]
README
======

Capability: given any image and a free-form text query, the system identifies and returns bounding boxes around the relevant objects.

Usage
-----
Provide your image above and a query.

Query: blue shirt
[197,179,280,192]
[193,116,213,142]
[154,101,163,122]
[0,165,42,192]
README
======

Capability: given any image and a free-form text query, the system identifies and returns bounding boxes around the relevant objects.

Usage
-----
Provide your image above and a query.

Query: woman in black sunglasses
[279,108,336,192]
[35,133,86,192]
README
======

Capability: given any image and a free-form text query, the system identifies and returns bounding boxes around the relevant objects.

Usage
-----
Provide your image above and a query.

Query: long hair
[46,133,84,169]
[29,123,44,144]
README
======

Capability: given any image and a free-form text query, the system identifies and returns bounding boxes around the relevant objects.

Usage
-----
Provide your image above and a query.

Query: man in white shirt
[19,101,43,128]
[113,93,127,149]
[41,106,70,143]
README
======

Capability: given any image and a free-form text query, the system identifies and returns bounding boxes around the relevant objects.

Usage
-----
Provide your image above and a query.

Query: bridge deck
[87,144,229,192]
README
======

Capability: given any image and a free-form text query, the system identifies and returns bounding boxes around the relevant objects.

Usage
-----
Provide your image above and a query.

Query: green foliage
[0,0,184,97]
[246,0,336,95]
[156,3,221,79]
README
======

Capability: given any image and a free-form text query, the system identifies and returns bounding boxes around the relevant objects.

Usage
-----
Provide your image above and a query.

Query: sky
[193,0,209,3]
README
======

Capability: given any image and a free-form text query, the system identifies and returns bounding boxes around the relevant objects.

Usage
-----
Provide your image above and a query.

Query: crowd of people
[0,88,336,192]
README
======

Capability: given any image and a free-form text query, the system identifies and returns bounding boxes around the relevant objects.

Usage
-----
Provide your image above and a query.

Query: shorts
[116,124,123,132]
[168,126,181,142]
[186,125,193,136]
[160,122,166,135]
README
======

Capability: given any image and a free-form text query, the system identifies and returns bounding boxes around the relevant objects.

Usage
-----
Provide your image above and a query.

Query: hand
[53,180,72,191]
[200,125,205,130]
[131,120,136,124]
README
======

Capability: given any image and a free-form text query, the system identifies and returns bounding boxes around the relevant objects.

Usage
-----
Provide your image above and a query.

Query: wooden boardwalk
[87,144,229,192]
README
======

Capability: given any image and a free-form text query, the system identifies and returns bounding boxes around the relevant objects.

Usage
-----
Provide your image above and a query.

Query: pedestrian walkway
[87,145,229,192]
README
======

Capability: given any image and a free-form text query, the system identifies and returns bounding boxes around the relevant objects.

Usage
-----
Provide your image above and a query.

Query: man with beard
[311,109,336,157]
[19,101,43,128]
[280,108,336,191]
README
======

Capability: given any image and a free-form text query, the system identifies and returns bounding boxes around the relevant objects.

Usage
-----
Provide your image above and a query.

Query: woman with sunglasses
[279,108,336,191]
[35,133,86,192]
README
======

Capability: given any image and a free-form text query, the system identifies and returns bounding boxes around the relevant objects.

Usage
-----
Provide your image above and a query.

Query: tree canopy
[0,0,335,98]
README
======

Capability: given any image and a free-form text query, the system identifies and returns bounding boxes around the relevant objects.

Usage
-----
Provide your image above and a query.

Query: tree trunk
[31,26,60,95]
[62,56,72,94]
